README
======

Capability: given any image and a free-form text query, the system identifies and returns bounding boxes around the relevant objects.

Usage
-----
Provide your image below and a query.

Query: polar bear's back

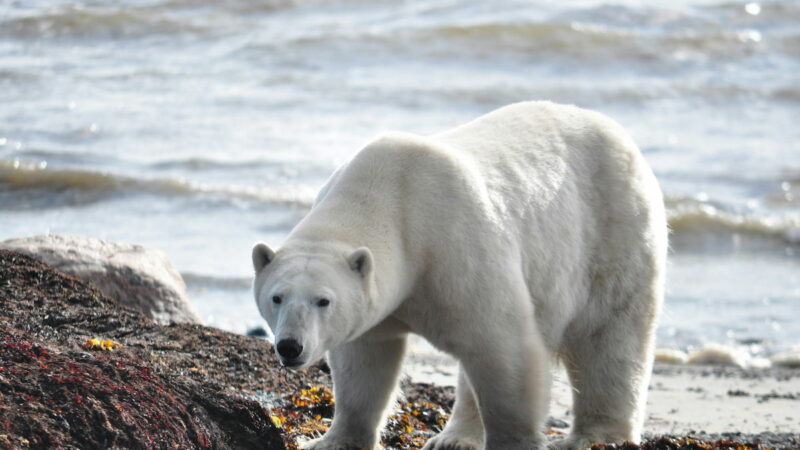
[431,101,662,237]
[429,101,665,342]
[330,100,664,261]
[435,101,648,202]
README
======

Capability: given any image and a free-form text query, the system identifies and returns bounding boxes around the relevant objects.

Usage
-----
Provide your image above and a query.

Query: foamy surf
[686,344,749,367]
[666,195,800,248]
[654,348,689,364]
[770,351,800,369]
[653,345,800,370]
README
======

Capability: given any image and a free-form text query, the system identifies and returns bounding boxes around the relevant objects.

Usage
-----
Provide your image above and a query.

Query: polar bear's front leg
[461,321,551,450]
[422,365,484,450]
[302,335,407,450]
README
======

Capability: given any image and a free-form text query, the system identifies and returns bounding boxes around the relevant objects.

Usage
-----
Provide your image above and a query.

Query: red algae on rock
[0,249,284,450]
[590,436,781,449]
[0,329,213,449]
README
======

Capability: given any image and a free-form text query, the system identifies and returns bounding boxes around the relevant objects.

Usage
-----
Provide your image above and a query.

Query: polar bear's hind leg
[553,272,662,450]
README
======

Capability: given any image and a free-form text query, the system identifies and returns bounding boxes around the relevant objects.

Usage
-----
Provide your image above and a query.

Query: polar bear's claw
[547,436,605,450]
[300,437,372,450]
[422,434,481,450]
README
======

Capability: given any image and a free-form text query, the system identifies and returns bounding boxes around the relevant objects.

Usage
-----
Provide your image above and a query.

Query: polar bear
[252,101,667,450]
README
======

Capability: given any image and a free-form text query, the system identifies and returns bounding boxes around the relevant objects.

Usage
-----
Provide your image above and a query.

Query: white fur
[252,101,668,450]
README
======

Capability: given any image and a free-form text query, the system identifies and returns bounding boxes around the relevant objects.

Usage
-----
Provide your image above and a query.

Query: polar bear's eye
[317,298,330,307]
[272,295,282,305]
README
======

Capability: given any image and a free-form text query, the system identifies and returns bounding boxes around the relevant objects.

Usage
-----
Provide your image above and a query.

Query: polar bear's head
[251,242,374,369]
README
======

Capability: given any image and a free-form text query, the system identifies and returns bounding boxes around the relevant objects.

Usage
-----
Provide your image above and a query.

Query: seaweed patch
[83,338,123,351]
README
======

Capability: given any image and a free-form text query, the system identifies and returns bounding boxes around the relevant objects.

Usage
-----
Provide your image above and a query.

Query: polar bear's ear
[347,247,373,279]
[252,242,276,272]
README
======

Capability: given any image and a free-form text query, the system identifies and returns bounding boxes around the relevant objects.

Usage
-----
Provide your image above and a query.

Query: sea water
[1,0,798,360]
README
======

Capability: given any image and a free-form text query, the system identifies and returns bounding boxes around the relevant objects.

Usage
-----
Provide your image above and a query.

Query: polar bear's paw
[300,436,376,450]
[547,436,601,450]
[549,430,638,450]
[422,433,482,450]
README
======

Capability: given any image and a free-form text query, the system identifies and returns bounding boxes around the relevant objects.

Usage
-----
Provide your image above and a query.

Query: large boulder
[1,234,201,325]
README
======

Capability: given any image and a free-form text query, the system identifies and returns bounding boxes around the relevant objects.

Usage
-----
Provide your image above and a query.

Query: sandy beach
[407,352,800,444]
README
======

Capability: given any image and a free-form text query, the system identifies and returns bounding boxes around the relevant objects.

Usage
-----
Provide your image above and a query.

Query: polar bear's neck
[282,134,445,331]
[286,195,416,331]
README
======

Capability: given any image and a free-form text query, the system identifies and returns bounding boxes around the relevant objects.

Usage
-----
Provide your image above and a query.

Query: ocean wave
[0,159,314,209]
[420,21,782,61]
[149,157,287,171]
[5,149,331,174]
[182,272,252,290]
[361,81,800,110]
[666,196,800,249]
[160,0,297,13]
[0,69,39,83]
[2,159,799,248]
[6,0,800,65]
[0,5,208,39]
[0,0,317,41]
[702,0,800,26]
[280,16,794,65]
[2,148,110,166]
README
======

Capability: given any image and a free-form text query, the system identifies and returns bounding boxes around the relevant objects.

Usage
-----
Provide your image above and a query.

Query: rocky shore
[1,248,798,449]
[0,249,452,449]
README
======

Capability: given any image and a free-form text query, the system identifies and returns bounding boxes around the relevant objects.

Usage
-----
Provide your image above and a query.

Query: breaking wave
[666,196,800,249]
[0,6,209,39]
[281,18,799,66]
[0,159,314,209]
[181,273,252,290]
[3,158,798,250]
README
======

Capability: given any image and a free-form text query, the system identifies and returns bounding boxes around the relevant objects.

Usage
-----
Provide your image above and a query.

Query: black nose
[276,339,303,360]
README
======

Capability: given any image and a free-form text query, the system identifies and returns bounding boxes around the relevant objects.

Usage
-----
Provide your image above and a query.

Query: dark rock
[1,235,202,325]
[727,389,751,397]
[547,417,570,429]
[0,249,284,449]
[247,326,269,338]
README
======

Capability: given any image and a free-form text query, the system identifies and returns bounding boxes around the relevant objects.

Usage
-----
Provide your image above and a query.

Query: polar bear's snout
[272,306,314,368]
[252,242,377,372]
[276,338,304,366]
